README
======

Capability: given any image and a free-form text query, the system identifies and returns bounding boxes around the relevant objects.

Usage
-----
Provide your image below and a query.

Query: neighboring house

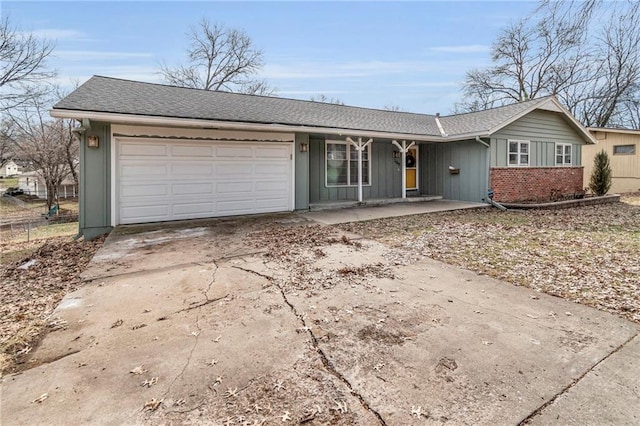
[0,160,21,177]
[18,171,78,199]
[584,128,639,194]
[51,76,596,239]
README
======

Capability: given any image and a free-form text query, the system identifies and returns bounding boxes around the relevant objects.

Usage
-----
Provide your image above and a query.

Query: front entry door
[405,146,418,190]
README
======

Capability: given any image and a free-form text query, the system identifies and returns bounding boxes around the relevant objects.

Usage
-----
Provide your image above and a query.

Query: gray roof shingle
[53,76,556,139]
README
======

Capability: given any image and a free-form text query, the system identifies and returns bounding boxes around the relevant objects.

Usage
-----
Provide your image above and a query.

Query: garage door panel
[217,181,253,194]
[255,180,289,192]
[217,199,255,214]
[255,146,290,158]
[254,163,289,177]
[121,164,168,178]
[121,205,170,221]
[256,197,289,209]
[173,202,214,216]
[171,183,213,195]
[120,143,168,157]
[118,139,292,224]
[216,146,253,158]
[171,163,214,177]
[171,145,214,157]
[121,184,168,198]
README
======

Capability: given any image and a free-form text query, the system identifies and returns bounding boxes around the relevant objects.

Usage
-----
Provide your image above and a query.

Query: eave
[50,109,448,143]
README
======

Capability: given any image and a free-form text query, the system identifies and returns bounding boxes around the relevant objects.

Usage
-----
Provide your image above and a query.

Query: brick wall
[490,167,584,202]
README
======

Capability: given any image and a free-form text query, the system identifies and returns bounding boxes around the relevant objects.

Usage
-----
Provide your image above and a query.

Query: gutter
[50,109,449,143]
[475,135,490,148]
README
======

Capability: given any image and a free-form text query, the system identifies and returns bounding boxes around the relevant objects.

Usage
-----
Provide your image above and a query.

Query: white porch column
[346,137,373,203]
[392,140,416,199]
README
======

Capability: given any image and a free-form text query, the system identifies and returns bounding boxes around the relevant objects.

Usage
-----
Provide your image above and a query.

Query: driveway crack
[518,330,640,425]
[163,314,202,399]
[233,261,386,423]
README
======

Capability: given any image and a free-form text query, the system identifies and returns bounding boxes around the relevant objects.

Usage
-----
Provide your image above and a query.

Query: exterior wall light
[299,142,308,153]
[87,134,100,148]
[392,150,401,159]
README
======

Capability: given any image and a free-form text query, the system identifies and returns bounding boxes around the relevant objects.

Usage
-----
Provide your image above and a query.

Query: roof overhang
[587,127,640,136]
[50,109,448,143]
[487,97,597,144]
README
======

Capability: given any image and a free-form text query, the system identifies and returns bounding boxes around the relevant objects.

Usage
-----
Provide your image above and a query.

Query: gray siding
[490,110,586,167]
[80,121,112,239]
[294,133,310,210]
[309,137,401,203]
[421,140,488,202]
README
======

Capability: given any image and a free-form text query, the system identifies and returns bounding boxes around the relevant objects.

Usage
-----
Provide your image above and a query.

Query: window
[556,143,572,165]
[613,144,636,155]
[326,141,370,186]
[508,140,529,166]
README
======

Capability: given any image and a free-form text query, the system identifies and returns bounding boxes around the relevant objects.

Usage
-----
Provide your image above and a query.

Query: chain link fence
[0,195,78,243]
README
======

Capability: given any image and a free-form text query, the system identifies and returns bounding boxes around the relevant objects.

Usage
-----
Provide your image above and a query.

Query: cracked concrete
[2,215,639,425]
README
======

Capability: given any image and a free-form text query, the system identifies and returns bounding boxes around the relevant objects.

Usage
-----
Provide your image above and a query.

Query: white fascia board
[50,109,446,143]
[587,127,640,136]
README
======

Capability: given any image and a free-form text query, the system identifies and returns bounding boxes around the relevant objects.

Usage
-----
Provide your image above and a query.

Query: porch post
[392,140,416,199]
[347,137,373,203]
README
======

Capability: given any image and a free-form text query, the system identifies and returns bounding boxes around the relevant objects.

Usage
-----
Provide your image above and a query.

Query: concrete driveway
[2,212,639,425]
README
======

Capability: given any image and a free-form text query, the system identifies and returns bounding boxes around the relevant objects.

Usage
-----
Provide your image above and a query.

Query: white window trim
[507,139,530,167]
[555,143,572,166]
[325,140,372,187]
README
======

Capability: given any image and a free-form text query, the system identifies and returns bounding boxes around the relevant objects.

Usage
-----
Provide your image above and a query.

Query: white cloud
[30,29,90,41]
[55,50,155,60]
[428,45,490,53]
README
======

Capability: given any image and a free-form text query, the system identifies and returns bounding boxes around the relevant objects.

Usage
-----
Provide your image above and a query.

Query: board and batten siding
[81,121,113,240]
[420,140,488,202]
[490,109,584,167]
[308,137,402,204]
[584,130,640,193]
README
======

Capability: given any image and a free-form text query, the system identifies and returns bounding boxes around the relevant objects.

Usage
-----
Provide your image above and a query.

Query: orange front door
[405,147,418,190]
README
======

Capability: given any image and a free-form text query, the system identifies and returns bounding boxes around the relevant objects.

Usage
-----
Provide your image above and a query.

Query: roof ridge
[441,96,553,119]
[89,75,436,118]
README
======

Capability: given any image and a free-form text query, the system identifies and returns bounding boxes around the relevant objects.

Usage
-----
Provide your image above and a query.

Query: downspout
[475,136,507,210]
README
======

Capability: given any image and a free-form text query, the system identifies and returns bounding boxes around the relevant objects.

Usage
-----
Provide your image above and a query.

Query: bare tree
[0,16,55,110]
[160,19,273,95]
[457,1,640,128]
[309,94,345,105]
[5,85,77,209]
[0,119,16,168]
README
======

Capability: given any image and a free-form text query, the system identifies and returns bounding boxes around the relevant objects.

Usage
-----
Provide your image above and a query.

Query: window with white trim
[326,141,370,186]
[555,143,572,165]
[508,140,529,166]
[613,144,636,155]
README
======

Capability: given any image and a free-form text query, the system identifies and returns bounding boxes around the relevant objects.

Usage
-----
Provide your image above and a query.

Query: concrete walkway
[303,199,488,225]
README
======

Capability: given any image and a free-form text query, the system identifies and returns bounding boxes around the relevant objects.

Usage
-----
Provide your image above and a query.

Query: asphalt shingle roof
[53,76,555,139]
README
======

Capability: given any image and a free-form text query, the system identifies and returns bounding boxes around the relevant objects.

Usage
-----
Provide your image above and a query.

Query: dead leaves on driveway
[342,202,640,323]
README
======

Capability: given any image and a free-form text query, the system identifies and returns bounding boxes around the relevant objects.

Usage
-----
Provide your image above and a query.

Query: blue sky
[5,1,538,114]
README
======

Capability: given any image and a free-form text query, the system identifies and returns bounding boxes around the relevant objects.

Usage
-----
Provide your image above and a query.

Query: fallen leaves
[0,236,105,374]
[31,393,48,404]
[341,202,640,324]
[130,366,147,375]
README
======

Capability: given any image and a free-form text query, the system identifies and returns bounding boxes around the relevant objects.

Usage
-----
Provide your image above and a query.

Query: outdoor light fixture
[392,151,401,159]
[299,142,308,153]
[87,134,100,148]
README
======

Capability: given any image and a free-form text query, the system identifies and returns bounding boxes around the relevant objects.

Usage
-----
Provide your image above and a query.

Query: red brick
[490,167,584,202]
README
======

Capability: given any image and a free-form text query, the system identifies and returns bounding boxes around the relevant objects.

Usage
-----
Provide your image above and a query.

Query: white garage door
[117,138,293,224]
